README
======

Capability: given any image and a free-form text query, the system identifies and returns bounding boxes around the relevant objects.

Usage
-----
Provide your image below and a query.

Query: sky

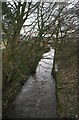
[2,0,79,36]
[1,0,79,3]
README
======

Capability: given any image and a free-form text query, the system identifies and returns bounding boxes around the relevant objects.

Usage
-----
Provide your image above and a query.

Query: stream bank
[4,49,57,118]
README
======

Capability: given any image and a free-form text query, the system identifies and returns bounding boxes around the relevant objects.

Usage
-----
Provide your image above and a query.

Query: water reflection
[36,49,55,79]
[6,48,57,118]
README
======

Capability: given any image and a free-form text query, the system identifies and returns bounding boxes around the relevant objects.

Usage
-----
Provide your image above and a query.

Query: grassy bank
[55,40,77,118]
[2,40,49,115]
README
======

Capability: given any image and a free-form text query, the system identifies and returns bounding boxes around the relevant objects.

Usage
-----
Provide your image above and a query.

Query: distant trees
[2,1,78,48]
[2,1,78,80]
[23,2,78,46]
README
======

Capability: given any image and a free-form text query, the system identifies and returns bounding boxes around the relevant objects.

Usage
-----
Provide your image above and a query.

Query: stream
[6,48,57,118]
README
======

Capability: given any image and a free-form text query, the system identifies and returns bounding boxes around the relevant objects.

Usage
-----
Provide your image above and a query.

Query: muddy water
[6,49,57,118]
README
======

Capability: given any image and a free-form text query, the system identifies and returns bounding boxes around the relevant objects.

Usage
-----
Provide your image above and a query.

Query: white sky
[4,0,79,36]
[2,0,79,3]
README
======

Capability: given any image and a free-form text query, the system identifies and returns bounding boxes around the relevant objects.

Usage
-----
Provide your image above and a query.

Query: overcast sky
[4,0,79,36]
[3,0,79,3]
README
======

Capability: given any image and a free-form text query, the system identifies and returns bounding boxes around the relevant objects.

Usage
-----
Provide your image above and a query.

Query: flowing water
[6,49,57,118]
